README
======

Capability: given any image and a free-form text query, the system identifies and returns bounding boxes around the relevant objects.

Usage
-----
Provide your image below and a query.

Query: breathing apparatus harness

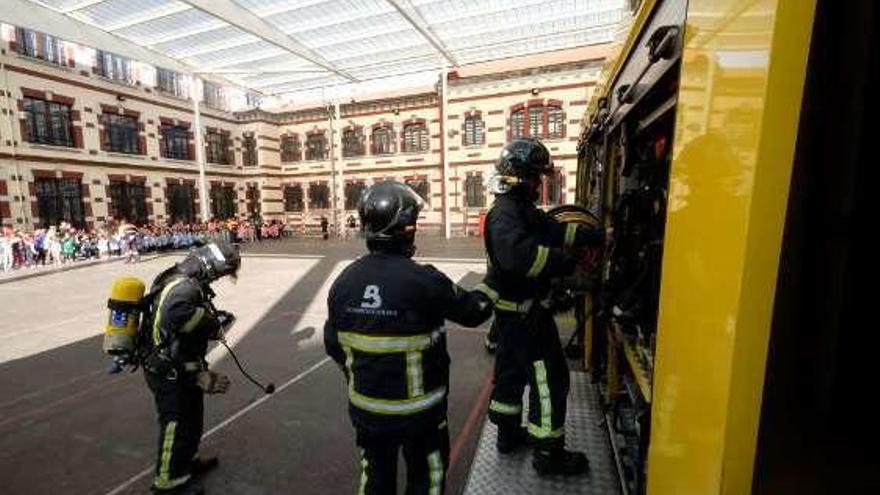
[102,261,274,395]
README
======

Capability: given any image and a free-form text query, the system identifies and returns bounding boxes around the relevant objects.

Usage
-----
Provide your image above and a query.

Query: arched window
[372,125,395,155]
[305,132,327,161]
[281,135,301,162]
[402,122,429,152]
[463,114,485,146]
[510,104,566,139]
[342,128,365,157]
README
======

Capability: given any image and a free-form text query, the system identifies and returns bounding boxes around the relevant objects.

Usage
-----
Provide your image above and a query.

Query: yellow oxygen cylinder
[103,277,146,356]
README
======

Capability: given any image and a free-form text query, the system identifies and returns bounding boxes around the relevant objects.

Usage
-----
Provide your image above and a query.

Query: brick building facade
[0,24,609,234]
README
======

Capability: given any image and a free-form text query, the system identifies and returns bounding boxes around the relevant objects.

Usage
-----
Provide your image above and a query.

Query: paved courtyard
[0,237,494,495]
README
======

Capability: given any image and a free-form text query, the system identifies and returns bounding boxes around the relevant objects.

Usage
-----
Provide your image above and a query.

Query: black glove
[216,310,236,330]
[209,310,236,340]
[472,290,494,314]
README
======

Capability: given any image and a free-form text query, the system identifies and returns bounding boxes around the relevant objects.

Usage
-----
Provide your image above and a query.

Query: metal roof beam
[195,69,328,75]
[178,0,358,82]
[8,0,256,94]
[384,0,458,67]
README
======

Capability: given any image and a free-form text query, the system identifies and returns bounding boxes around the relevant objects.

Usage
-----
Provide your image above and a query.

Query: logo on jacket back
[347,284,398,317]
[361,285,382,308]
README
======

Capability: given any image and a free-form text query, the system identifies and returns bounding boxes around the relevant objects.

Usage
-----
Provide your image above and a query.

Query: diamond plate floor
[463,372,621,495]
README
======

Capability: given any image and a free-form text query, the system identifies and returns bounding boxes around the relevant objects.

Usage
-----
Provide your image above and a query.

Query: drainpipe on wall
[328,100,340,234]
[191,78,209,221]
[440,67,450,239]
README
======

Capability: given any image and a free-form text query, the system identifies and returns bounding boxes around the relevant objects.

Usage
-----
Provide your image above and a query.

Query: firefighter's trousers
[355,419,450,495]
[488,306,570,448]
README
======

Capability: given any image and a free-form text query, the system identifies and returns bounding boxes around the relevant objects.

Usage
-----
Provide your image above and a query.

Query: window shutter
[19,118,30,142]
[99,115,110,151]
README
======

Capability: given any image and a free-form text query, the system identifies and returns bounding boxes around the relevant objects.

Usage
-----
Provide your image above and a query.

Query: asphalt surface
[0,236,493,495]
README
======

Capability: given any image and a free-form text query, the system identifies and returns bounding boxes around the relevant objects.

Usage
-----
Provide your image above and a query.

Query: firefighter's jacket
[147,274,221,377]
[324,251,492,432]
[481,194,601,309]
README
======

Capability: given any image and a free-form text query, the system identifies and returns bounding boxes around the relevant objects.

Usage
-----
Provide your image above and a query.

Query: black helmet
[495,137,554,181]
[178,239,241,282]
[358,181,424,253]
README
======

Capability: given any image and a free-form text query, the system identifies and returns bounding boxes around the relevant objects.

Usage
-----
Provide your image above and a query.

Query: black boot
[191,456,219,476]
[151,477,205,495]
[496,426,529,454]
[532,447,590,476]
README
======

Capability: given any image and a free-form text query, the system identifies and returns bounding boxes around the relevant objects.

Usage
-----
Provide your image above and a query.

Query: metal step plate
[463,371,621,494]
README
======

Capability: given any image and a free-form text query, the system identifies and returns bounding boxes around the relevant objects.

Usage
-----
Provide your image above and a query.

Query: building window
[108,181,147,224]
[23,97,74,147]
[203,81,226,111]
[15,27,70,66]
[372,125,395,155]
[405,178,429,205]
[402,122,429,153]
[281,135,301,162]
[35,177,85,228]
[160,125,189,160]
[308,182,330,209]
[210,185,236,220]
[511,108,525,138]
[284,185,304,212]
[242,135,257,167]
[343,128,365,157]
[102,114,140,154]
[246,185,261,217]
[542,167,564,206]
[96,50,133,84]
[167,183,196,223]
[547,105,564,138]
[306,133,327,161]
[512,104,565,139]
[246,92,262,109]
[344,181,366,210]
[463,114,485,146]
[206,131,230,164]
[528,106,543,137]
[464,174,485,208]
[156,68,187,98]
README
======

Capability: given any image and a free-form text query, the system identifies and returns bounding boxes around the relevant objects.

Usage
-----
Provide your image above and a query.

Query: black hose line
[218,339,275,394]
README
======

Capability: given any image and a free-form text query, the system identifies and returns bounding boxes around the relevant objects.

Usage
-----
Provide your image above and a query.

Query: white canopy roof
[13,0,624,100]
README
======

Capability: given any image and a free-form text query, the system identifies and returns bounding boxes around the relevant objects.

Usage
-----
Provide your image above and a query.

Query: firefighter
[479,137,602,476]
[143,240,241,494]
[324,181,493,495]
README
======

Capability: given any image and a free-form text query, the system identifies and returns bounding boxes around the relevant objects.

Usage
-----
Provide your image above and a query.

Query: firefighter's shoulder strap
[136,275,185,352]
[126,278,173,369]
